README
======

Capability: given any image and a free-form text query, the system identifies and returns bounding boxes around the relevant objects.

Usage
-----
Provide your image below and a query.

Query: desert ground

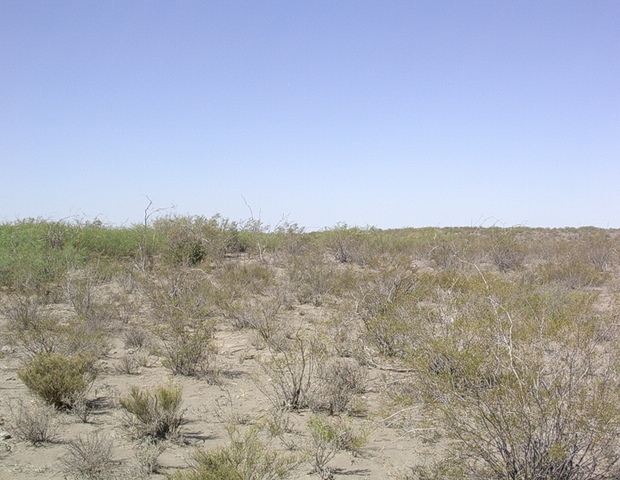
[1,218,619,479]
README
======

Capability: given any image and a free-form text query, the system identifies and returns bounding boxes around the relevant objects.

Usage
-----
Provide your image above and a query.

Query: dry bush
[63,315,111,358]
[2,294,64,355]
[153,214,235,266]
[211,261,279,329]
[413,278,620,480]
[133,439,167,475]
[484,228,526,272]
[156,317,218,379]
[114,354,141,375]
[144,267,218,378]
[6,399,59,444]
[18,351,97,410]
[62,431,117,480]
[230,293,290,342]
[65,272,100,318]
[257,334,321,411]
[285,248,338,306]
[354,266,423,357]
[2,293,110,357]
[144,266,215,321]
[213,260,275,297]
[122,325,151,349]
[311,357,367,415]
[321,224,373,265]
[580,230,618,271]
[119,382,184,441]
[533,259,609,289]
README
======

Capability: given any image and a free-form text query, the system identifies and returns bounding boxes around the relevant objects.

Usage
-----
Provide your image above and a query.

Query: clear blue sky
[1,1,619,229]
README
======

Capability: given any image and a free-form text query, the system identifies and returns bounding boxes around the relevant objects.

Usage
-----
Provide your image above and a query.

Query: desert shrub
[534,259,609,289]
[18,352,97,409]
[285,246,337,306]
[153,214,237,265]
[156,317,217,378]
[230,294,288,341]
[397,462,465,480]
[144,267,218,377]
[119,382,183,440]
[484,227,526,272]
[320,223,371,264]
[414,280,620,480]
[134,439,167,475]
[312,357,367,415]
[0,220,73,293]
[62,431,117,480]
[6,399,59,444]
[171,425,298,480]
[2,292,110,357]
[267,220,308,260]
[64,271,100,318]
[2,294,65,355]
[257,334,320,411]
[580,229,618,271]
[213,260,275,297]
[144,266,215,322]
[123,325,151,349]
[64,316,111,358]
[71,222,144,260]
[114,354,141,375]
[307,415,369,479]
[355,266,424,357]
[322,308,365,360]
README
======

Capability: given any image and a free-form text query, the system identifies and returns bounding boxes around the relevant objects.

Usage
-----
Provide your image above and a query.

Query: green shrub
[413,281,620,480]
[307,414,369,479]
[0,220,72,292]
[71,223,144,259]
[18,352,97,409]
[157,318,217,378]
[119,382,183,440]
[153,214,236,265]
[171,426,298,480]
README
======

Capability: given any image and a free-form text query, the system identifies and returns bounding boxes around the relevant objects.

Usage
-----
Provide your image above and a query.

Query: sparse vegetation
[2,218,620,479]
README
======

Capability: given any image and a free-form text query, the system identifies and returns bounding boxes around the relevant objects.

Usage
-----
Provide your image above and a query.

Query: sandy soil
[0,282,434,480]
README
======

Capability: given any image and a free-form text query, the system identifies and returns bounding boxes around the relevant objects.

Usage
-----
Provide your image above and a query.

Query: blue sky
[1,1,619,229]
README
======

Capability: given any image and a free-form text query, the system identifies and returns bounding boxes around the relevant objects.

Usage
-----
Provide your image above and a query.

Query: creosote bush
[307,414,369,479]
[171,425,299,480]
[157,317,217,379]
[18,351,97,410]
[119,382,184,440]
[412,277,620,480]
